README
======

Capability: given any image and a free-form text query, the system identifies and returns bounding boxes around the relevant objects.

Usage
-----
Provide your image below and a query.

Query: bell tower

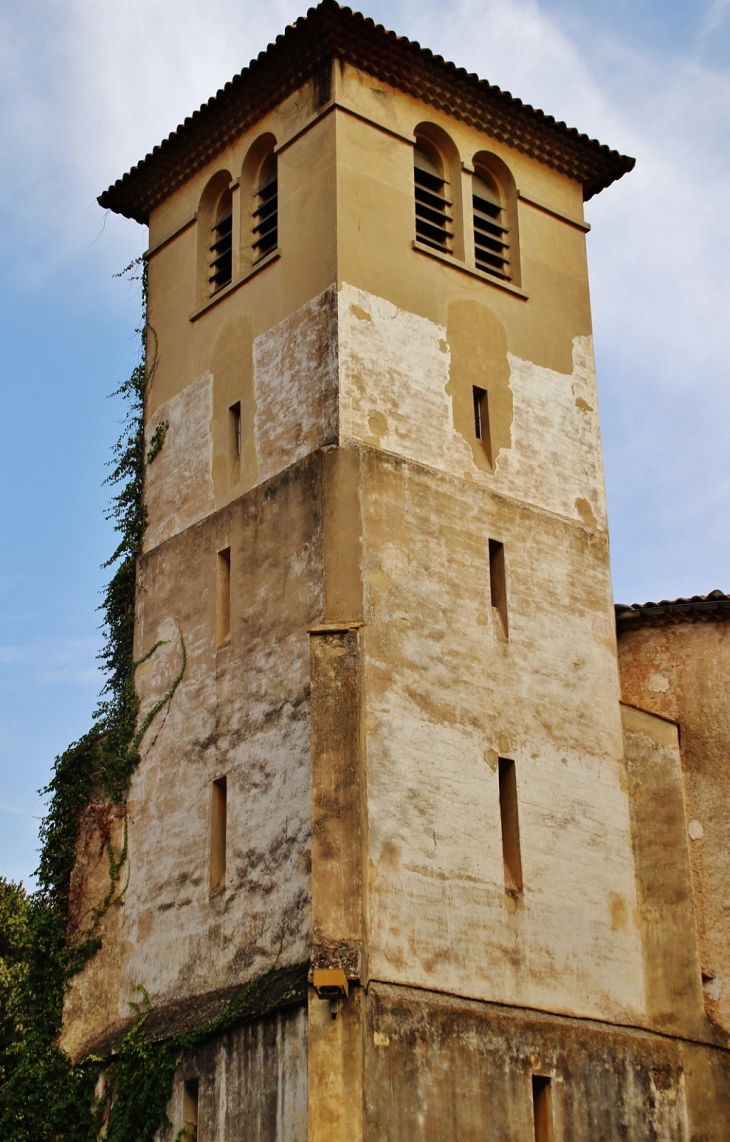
[64,3,729,1137]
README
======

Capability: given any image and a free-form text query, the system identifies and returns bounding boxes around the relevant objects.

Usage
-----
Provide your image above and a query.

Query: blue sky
[1,0,728,885]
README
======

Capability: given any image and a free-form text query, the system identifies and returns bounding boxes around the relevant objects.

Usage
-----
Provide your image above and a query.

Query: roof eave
[98,2,635,226]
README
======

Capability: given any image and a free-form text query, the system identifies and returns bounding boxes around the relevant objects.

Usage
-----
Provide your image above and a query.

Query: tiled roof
[98,0,635,224]
[615,590,730,630]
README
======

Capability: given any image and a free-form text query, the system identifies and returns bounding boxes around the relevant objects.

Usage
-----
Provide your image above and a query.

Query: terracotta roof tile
[98,0,634,224]
[615,590,730,630]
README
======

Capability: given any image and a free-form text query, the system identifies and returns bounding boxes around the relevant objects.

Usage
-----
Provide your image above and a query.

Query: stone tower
[65,3,729,1137]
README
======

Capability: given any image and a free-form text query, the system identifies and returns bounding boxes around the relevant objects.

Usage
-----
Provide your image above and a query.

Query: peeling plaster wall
[144,372,214,553]
[618,621,730,1037]
[146,288,338,553]
[620,704,708,1041]
[159,1005,308,1142]
[122,459,323,1014]
[358,448,643,1023]
[338,284,606,531]
[253,287,338,486]
[362,983,730,1142]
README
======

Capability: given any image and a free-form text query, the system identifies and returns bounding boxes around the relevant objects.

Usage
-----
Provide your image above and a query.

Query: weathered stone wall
[338,286,606,530]
[122,456,323,1015]
[620,704,708,1041]
[354,443,643,1023]
[159,1003,308,1142]
[618,620,730,1037]
[362,983,730,1142]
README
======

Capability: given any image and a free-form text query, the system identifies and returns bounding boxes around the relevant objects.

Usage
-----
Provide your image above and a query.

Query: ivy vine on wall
[0,260,301,1141]
[0,259,181,1140]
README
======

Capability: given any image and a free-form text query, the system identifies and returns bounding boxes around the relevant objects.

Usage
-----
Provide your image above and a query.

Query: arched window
[209,185,233,293]
[197,170,233,304]
[414,139,453,255]
[472,169,509,280]
[252,151,278,261]
[471,152,520,285]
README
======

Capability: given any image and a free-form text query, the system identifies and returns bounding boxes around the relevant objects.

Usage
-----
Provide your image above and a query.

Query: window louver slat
[473,214,507,236]
[415,185,454,210]
[209,207,232,292]
[475,233,509,254]
[414,154,452,255]
[472,183,510,280]
[253,172,277,260]
[414,166,445,193]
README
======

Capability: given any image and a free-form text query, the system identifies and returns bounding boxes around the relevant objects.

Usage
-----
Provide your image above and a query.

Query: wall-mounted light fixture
[313,968,349,1020]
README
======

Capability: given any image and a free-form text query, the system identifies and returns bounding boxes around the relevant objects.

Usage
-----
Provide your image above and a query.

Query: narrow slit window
[414,142,453,254]
[209,187,233,294]
[252,153,278,261]
[473,172,509,280]
[498,758,523,892]
[488,538,508,637]
[183,1078,199,1139]
[210,777,227,893]
[473,386,492,466]
[229,401,241,460]
[217,547,231,647]
[532,1076,554,1142]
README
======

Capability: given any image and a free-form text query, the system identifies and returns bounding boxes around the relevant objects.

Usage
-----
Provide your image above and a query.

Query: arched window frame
[470,151,520,287]
[196,170,234,305]
[240,133,278,277]
[413,124,464,262]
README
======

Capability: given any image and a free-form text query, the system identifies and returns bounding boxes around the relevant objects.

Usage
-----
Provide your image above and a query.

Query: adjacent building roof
[616,590,730,631]
[98,0,635,224]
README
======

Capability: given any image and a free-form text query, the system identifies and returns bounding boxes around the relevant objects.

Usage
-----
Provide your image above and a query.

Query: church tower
[65,3,729,1137]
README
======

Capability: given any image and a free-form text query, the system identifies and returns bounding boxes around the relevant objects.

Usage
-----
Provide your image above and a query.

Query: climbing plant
[0,258,170,1140]
[0,259,301,1141]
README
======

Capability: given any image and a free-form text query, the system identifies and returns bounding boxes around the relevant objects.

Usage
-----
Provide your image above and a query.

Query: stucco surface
[357,448,642,1022]
[338,285,606,530]
[621,704,708,1040]
[144,371,214,553]
[122,460,323,1012]
[253,287,338,486]
[362,983,729,1142]
[618,621,730,1037]
[159,1005,308,1142]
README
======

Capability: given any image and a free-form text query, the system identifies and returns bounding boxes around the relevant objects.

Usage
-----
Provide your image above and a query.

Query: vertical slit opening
[229,403,241,484]
[183,1078,199,1139]
[210,777,227,894]
[216,547,231,647]
[488,538,508,638]
[229,402,241,457]
[499,758,523,892]
[532,1075,554,1142]
[473,386,492,466]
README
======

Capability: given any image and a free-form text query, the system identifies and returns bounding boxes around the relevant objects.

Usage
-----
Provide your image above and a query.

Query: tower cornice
[98,0,634,224]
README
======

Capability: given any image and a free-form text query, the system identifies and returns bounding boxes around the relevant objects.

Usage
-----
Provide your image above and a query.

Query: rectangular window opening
[488,538,508,638]
[210,777,227,894]
[183,1078,199,1139]
[532,1075,554,1142]
[473,386,493,466]
[216,547,231,647]
[499,758,523,893]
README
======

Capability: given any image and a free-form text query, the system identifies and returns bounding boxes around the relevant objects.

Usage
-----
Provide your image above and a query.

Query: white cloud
[698,0,730,41]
